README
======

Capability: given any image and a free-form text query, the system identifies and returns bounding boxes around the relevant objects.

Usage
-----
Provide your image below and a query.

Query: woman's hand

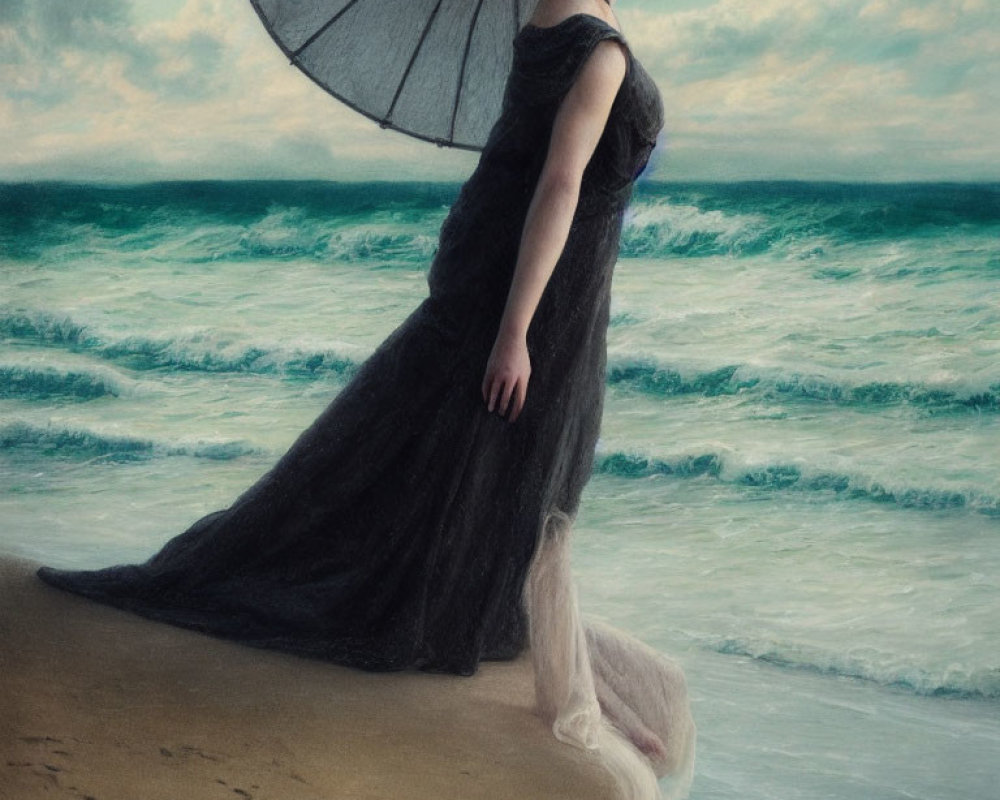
[481,327,531,423]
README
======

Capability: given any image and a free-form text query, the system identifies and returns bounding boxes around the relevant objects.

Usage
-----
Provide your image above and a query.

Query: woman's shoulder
[514,7,630,66]
[516,11,625,46]
[511,10,631,103]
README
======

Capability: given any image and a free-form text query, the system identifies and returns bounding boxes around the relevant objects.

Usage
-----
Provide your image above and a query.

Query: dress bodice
[480,13,665,217]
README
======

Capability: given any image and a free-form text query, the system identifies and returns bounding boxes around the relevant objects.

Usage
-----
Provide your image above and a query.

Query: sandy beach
[0,555,620,800]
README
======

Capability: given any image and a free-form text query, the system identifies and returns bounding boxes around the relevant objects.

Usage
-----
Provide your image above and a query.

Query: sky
[0,0,997,183]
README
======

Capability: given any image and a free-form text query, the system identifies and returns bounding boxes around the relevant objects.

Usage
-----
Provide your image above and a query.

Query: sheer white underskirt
[523,509,696,800]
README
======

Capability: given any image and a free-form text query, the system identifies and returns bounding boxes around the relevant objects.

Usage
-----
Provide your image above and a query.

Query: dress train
[523,509,696,800]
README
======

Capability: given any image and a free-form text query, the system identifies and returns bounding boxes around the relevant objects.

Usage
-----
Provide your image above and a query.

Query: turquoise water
[2,180,998,798]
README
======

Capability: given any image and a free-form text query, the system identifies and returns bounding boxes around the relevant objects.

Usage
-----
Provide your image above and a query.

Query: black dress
[37,13,666,678]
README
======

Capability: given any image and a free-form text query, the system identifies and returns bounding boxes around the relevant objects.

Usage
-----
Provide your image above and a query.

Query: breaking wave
[593,449,1000,517]
[0,421,261,462]
[697,633,1000,701]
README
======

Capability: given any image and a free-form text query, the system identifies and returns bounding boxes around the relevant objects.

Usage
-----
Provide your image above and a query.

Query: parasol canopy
[248,0,545,152]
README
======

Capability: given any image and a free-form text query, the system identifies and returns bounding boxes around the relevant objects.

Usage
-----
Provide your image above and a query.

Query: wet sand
[0,555,619,800]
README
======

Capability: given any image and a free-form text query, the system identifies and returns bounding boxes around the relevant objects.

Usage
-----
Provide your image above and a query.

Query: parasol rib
[292,0,364,59]
[385,0,446,121]
[447,0,487,143]
[249,0,545,150]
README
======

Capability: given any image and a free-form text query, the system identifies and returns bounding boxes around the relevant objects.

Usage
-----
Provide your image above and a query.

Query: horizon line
[3,177,1000,187]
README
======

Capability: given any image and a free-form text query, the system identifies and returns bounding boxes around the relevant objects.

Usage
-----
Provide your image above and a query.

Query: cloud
[0,0,228,111]
[1,0,998,182]
[0,0,476,181]
[620,0,1000,180]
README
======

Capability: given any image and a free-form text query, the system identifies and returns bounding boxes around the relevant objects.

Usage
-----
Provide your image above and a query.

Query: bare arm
[482,37,628,423]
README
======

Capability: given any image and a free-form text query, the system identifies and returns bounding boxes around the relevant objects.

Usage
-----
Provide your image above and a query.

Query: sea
[1,179,998,799]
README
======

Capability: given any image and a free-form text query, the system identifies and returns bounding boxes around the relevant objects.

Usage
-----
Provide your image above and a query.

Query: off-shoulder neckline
[519,12,624,38]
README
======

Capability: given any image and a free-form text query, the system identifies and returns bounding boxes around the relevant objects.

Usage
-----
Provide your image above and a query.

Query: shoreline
[0,555,620,800]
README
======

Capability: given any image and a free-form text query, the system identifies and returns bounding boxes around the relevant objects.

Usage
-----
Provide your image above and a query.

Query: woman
[38,0,694,795]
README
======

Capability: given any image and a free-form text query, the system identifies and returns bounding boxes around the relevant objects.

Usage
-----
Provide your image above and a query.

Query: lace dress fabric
[37,13,694,799]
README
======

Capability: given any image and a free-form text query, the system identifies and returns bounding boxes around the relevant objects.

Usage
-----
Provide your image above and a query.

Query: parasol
[248,0,545,152]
